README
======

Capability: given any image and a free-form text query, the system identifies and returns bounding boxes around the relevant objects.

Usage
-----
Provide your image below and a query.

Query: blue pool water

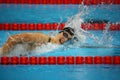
[0,4,120,23]
[0,65,120,80]
[0,4,120,80]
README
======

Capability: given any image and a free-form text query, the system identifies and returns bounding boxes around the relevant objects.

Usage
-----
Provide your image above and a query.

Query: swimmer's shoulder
[18,32,49,38]
[29,32,50,38]
[21,32,47,35]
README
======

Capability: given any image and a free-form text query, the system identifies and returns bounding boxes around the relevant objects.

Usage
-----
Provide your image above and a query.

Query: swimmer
[0,27,74,56]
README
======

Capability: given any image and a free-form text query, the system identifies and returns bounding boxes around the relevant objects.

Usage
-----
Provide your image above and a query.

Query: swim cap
[61,27,74,36]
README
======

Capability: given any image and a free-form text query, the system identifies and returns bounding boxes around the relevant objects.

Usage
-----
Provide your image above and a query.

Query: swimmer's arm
[2,33,39,54]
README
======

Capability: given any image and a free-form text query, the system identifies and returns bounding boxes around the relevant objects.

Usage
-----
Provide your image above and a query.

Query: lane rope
[0,56,120,65]
[0,0,120,5]
[0,23,120,30]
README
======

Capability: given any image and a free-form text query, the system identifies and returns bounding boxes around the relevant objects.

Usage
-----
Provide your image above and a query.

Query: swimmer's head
[61,27,74,36]
[57,27,75,44]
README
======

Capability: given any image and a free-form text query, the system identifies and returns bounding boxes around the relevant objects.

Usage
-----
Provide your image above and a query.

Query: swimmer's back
[12,32,50,43]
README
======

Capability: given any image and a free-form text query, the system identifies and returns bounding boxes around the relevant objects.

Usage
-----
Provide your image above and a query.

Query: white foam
[6,44,30,57]
[31,43,61,55]
[3,43,61,56]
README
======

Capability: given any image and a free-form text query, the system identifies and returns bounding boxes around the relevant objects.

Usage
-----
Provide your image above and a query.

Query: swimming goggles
[63,32,72,40]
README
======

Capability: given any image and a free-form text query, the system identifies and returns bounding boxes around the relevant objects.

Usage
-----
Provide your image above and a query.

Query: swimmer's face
[58,31,72,44]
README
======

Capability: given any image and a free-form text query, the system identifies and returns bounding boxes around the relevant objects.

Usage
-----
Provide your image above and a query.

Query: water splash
[0,43,61,56]
[98,23,113,46]
[65,5,88,44]
[63,4,113,48]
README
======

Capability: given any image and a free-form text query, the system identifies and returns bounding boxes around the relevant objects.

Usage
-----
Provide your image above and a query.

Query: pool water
[0,4,120,80]
[0,65,120,80]
[0,4,120,23]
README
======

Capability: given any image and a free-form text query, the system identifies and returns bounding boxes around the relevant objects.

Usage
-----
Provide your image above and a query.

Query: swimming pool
[0,4,120,80]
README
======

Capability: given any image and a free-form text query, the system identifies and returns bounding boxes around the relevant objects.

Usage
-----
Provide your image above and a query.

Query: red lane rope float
[36,23,43,30]
[29,56,38,65]
[85,56,93,64]
[76,56,84,64]
[3,23,11,30]
[0,23,120,31]
[38,56,47,64]
[28,23,36,30]
[0,24,2,30]
[94,56,103,64]
[11,56,19,64]
[114,0,120,4]
[66,56,74,64]
[20,56,29,65]
[48,56,56,64]
[0,0,120,4]
[20,23,28,30]
[103,56,112,64]
[57,56,65,65]
[0,56,120,65]
[12,23,19,30]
